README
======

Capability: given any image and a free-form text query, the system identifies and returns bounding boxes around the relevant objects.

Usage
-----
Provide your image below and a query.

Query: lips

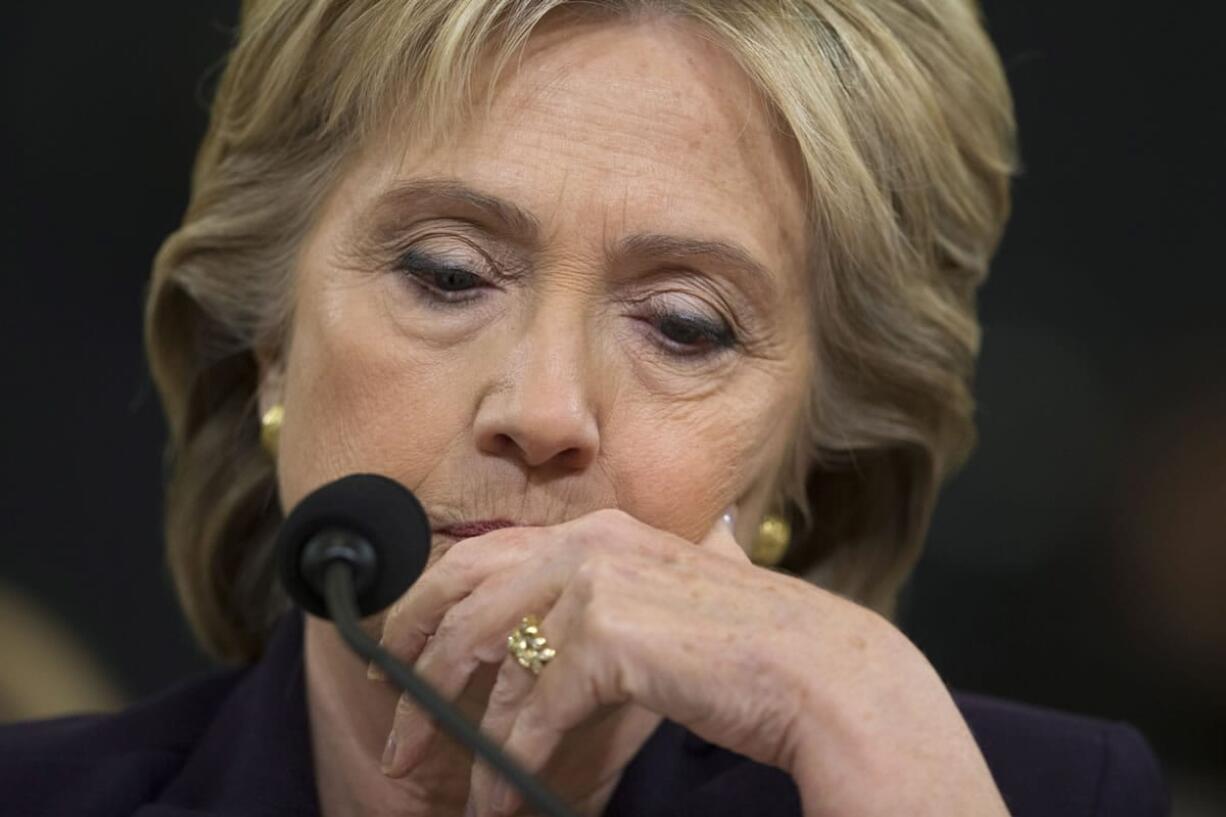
[435,519,517,538]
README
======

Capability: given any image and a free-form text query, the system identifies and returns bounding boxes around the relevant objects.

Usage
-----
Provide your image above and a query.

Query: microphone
[277,472,431,619]
[276,473,579,817]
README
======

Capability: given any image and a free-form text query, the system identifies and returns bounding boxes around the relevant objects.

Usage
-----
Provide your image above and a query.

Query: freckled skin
[263,13,1006,817]
[273,17,813,547]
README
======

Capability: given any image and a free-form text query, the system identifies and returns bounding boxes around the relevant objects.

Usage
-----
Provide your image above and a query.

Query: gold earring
[751,514,790,567]
[260,404,284,457]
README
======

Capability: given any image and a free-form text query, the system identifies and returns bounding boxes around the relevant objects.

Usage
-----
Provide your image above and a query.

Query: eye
[427,266,483,292]
[647,308,739,358]
[395,248,488,304]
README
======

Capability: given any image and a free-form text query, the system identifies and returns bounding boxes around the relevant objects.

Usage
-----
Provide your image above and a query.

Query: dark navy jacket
[0,610,1168,816]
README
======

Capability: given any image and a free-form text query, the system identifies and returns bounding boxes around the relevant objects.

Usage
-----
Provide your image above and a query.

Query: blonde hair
[147,0,1016,662]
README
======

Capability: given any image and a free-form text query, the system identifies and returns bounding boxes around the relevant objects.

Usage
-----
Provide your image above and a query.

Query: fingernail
[380,732,397,775]
[366,660,387,682]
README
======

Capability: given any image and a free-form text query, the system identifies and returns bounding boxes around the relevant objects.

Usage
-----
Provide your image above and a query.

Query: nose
[473,312,600,472]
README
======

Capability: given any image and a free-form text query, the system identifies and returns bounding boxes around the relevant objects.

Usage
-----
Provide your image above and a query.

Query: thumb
[698,505,750,563]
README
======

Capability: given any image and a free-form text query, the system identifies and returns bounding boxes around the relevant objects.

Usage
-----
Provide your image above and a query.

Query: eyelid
[397,246,480,275]
[634,268,761,326]
[627,288,733,329]
[637,292,724,325]
[384,224,531,285]
[630,291,742,353]
[396,231,489,267]
[396,246,496,289]
[394,254,491,311]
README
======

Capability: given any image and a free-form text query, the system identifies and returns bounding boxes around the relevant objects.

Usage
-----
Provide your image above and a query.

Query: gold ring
[507,614,556,676]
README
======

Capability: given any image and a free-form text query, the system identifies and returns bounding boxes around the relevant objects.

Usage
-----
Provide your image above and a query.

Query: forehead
[352,14,810,291]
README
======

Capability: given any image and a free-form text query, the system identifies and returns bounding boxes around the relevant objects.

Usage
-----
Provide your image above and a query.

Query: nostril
[489,433,516,455]
[487,433,595,470]
[555,446,591,469]
[473,394,600,469]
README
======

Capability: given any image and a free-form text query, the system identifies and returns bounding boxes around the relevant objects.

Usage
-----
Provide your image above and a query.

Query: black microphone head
[276,473,431,619]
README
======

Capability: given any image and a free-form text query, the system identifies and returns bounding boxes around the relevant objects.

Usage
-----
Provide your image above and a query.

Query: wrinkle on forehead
[360,12,812,303]
[494,18,794,183]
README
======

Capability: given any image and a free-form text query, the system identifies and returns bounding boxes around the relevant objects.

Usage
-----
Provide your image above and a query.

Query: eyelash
[395,249,487,306]
[394,249,740,360]
[636,303,739,358]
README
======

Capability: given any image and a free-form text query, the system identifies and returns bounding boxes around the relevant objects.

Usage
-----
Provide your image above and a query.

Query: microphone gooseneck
[275,473,579,817]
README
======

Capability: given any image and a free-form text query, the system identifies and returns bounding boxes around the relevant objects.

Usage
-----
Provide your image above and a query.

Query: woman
[0,1,1166,815]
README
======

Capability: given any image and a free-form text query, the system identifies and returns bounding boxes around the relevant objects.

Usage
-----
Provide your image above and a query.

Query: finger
[485,655,603,817]
[380,527,542,663]
[481,590,626,817]
[385,561,570,777]
[480,564,652,814]
[699,505,750,563]
[380,511,655,677]
[381,689,440,777]
[381,629,482,778]
[467,652,540,814]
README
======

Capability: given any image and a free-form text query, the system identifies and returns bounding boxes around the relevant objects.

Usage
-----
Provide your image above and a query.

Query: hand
[374,508,744,816]
[375,508,1009,817]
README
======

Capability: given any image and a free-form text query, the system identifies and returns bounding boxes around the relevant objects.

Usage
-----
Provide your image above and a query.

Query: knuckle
[432,604,467,643]
[589,506,628,525]
[522,688,567,733]
[436,538,479,579]
[574,508,663,562]
[588,507,634,534]
[394,692,419,718]
[567,507,630,545]
[576,596,622,644]
[498,524,544,552]
[426,612,475,668]
[504,525,536,545]
[573,551,617,598]
[487,666,527,709]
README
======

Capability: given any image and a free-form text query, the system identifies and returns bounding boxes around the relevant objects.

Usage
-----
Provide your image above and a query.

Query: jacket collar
[134,609,780,817]
[136,609,321,816]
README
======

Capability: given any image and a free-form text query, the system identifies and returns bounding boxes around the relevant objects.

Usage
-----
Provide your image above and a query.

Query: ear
[254,344,286,416]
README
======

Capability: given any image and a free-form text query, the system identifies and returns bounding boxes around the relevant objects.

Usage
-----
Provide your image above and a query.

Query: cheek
[605,366,805,542]
[275,277,479,510]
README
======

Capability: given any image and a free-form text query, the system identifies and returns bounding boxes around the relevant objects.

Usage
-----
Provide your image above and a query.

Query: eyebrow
[365,178,780,303]
[367,178,542,241]
[611,232,779,305]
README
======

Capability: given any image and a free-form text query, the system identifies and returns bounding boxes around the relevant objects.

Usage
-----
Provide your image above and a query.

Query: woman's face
[268,15,813,570]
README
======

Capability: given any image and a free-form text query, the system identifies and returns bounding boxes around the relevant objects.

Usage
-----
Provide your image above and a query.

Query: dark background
[2,2,1223,814]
